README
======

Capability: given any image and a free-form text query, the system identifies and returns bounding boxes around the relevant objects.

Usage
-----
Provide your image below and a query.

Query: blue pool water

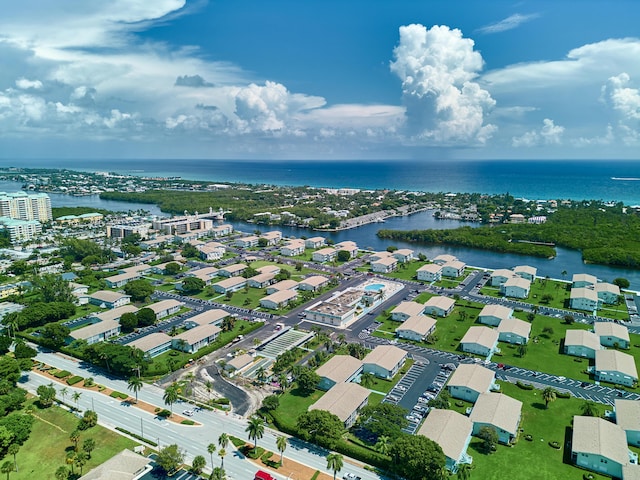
[364,283,385,291]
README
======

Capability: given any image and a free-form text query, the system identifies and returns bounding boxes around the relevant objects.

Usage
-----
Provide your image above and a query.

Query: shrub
[229,435,246,448]
[181,420,195,425]
[66,375,83,385]
[157,409,171,418]
[260,451,274,462]
[212,397,230,405]
[244,446,265,459]
[556,391,571,399]
[109,391,128,400]
[310,472,320,480]
[549,441,561,449]
[115,426,158,446]
[516,381,534,390]
[54,369,72,378]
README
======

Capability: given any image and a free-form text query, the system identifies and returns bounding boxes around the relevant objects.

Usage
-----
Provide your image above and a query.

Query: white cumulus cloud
[602,73,640,120]
[512,118,564,147]
[390,24,496,145]
[15,78,43,90]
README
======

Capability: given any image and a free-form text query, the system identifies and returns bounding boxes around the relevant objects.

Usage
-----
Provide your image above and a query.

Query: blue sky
[1,0,639,160]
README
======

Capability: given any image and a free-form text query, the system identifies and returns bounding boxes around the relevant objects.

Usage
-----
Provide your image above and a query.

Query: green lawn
[458,381,611,480]
[383,260,425,282]
[13,402,137,480]
[272,387,324,430]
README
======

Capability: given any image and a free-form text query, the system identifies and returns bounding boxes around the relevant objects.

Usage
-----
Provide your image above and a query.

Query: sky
[1,0,640,161]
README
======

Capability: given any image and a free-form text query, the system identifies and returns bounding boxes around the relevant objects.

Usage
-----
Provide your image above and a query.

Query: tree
[157,444,185,476]
[72,392,82,411]
[375,435,390,456]
[36,384,56,408]
[389,434,446,480]
[119,312,138,333]
[356,403,408,440]
[297,410,344,448]
[13,342,36,360]
[164,262,181,275]
[136,308,157,327]
[581,401,600,417]
[245,416,264,454]
[478,426,499,453]
[457,463,474,480]
[211,467,227,480]
[32,274,74,303]
[59,387,69,406]
[336,250,351,262]
[326,452,343,480]
[207,443,216,469]
[124,279,154,302]
[261,395,279,412]
[517,344,528,358]
[54,466,68,480]
[163,384,180,416]
[563,314,575,325]
[7,444,18,473]
[82,438,96,458]
[296,368,320,394]
[75,451,88,475]
[255,366,267,385]
[218,432,229,451]
[613,277,630,289]
[191,455,206,475]
[128,376,143,404]
[41,323,71,349]
[542,387,557,409]
[69,430,80,452]
[1,460,12,480]
[182,277,205,294]
[218,448,227,469]
[79,410,98,430]
[276,435,287,466]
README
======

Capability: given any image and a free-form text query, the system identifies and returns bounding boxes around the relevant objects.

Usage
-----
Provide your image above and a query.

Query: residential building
[298,276,329,292]
[260,289,298,310]
[305,300,357,327]
[312,247,337,263]
[513,265,537,282]
[107,223,151,239]
[497,318,531,345]
[396,315,436,342]
[69,319,121,345]
[248,272,275,288]
[105,271,141,288]
[391,301,425,322]
[432,254,457,265]
[392,248,415,263]
[460,326,499,358]
[316,355,363,390]
[615,399,640,447]
[257,265,280,275]
[335,241,358,258]
[261,231,282,245]
[0,218,43,243]
[447,364,497,403]
[564,330,601,359]
[371,256,398,273]
[212,276,247,294]
[572,273,598,288]
[418,409,473,473]
[305,237,326,249]
[280,239,305,256]
[441,260,466,278]
[236,236,259,248]
[88,290,131,309]
[594,321,630,349]
[594,350,638,387]
[172,324,221,353]
[197,242,225,261]
[478,304,513,326]
[416,263,442,282]
[210,224,233,238]
[184,309,229,328]
[146,299,183,319]
[152,214,215,236]
[570,287,600,311]
[0,192,52,221]
[362,345,407,379]
[423,296,455,317]
[596,282,621,304]
[78,448,152,480]
[126,332,173,358]
[500,277,531,299]
[490,269,516,287]
[470,393,523,444]
[369,251,393,263]
[309,382,369,428]
[217,263,247,278]
[571,416,630,479]
[266,280,298,294]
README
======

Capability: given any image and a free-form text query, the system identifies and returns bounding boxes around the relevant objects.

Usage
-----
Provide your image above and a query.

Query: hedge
[516,381,534,390]
[229,435,246,448]
[66,375,83,385]
[181,420,195,425]
[109,391,129,400]
[54,369,72,378]
[556,390,571,399]
[115,427,158,446]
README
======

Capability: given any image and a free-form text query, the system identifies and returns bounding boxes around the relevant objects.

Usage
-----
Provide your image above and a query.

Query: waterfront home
[183,309,229,328]
[197,242,225,261]
[105,270,141,288]
[497,318,531,345]
[596,282,621,304]
[172,323,221,353]
[316,355,363,390]
[570,287,600,311]
[371,256,398,274]
[88,290,131,309]
[335,241,358,258]
[305,237,326,249]
[500,277,531,299]
[594,321,630,349]
[571,416,631,479]
[248,272,275,289]
[217,263,247,278]
[261,230,282,245]
[266,279,298,294]
[146,299,183,319]
[369,251,393,263]
[260,289,298,310]
[416,263,442,282]
[392,248,415,263]
[615,399,640,447]
[212,276,247,294]
[572,273,598,288]
[362,345,407,379]
[460,326,499,358]
[564,330,601,358]
[309,382,369,428]
[298,275,329,292]
[418,409,473,473]
[210,224,234,238]
[478,304,513,326]
[126,332,172,358]
[594,350,638,387]
[423,296,455,317]
[312,247,337,263]
[235,236,259,248]
[441,260,466,278]
[470,393,523,444]
[280,239,305,256]
[447,364,497,403]
[391,301,425,321]
[432,254,458,265]
[513,265,537,282]
[490,269,516,287]
[396,315,436,342]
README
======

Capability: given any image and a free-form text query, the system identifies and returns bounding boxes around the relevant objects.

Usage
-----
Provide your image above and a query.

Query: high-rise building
[0,192,52,222]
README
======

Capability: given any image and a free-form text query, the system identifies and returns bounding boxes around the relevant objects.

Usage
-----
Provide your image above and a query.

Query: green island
[378,201,640,268]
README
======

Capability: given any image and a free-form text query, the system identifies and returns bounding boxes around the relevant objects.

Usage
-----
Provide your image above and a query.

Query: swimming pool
[364,283,385,291]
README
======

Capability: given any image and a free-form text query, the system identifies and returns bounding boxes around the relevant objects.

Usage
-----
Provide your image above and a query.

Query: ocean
[3,158,640,204]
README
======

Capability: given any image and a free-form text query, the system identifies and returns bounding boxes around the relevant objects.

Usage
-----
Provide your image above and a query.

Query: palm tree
[245,416,265,454]
[360,372,375,389]
[218,448,227,469]
[4,316,18,338]
[185,372,196,399]
[97,350,110,372]
[276,435,287,466]
[374,435,390,456]
[218,433,229,451]
[326,453,343,480]
[7,444,18,473]
[72,391,82,411]
[207,443,216,469]
[75,451,88,476]
[255,366,267,385]
[337,333,346,345]
[211,467,226,480]
[82,438,96,459]
[457,463,473,480]
[581,401,600,417]
[69,430,80,452]
[54,466,68,480]
[128,376,143,404]
[163,383,180,416]
[1,461,12,480]
[542,387,557,409]
[205,380,213,401]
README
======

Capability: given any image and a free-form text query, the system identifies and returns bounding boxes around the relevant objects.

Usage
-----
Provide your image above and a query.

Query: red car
[255,471,275,480]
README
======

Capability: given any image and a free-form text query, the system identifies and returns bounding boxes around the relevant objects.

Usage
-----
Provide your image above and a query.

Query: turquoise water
[364,283,385,291]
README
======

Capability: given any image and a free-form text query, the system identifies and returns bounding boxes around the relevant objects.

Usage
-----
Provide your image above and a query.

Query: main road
[21,349,385,480]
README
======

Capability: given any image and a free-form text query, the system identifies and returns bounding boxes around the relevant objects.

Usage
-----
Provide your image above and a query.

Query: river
[2,181,639,289]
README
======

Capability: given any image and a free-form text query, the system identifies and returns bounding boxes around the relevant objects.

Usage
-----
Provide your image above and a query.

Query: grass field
[13,402,137,480]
